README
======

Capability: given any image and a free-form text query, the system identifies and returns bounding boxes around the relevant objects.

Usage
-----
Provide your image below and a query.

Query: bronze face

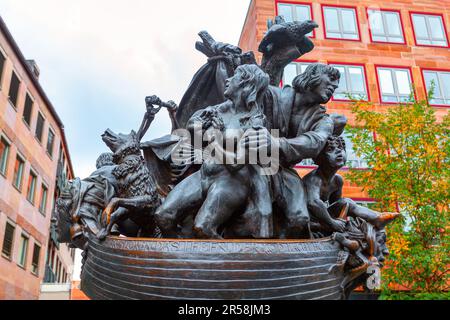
[323,140,347,169]
[312,72,340,104]
[224,71,243,101]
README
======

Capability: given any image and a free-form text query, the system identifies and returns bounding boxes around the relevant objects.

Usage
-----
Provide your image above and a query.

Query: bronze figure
[52,15,399,300]
[155,64,273,239]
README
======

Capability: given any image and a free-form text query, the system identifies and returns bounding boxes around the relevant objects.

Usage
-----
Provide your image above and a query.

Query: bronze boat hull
[80,236,354,300]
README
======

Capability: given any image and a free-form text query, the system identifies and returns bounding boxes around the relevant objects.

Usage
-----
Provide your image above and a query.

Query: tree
[346,92,449,299]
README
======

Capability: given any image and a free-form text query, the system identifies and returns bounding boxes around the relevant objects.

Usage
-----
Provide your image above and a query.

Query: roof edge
[0,15,75,177]
[238,0,254,47]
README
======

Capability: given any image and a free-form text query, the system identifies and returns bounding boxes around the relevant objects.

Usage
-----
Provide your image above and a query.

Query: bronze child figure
[303,132,399,234]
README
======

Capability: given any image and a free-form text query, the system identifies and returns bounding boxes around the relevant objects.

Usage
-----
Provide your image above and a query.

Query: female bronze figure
[155,64,273,239]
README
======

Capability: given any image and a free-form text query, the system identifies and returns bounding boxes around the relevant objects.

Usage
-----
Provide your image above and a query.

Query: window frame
[46,127,56,158]
[342,128,371,169]
[1,220,16,260]
[409,11,450,48]
[352,198,377,208]
[366,8,406,45]
[35,111,45,143]
[374,65,415,105]
[26,168,38,205]
[17,232,29,269]
[39,183,49,215]
[281,59,317,87]
[0,48,6,90]
[321,4,361,42]
[420,68,450,108]
[294,129,376,170]
[0,133,11,177]
[31,242,41,276]
[275,1,315,38]
[12,153,25,192]
[328,62,370,102]
[8,69,21,110]
[295,159,317,169]
[22,92,34,128]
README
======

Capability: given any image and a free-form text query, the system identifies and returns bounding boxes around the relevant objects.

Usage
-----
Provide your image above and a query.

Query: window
[298,159,316,167]
[0,51,5,87]
[283,61,312,86]
[343,130,368,168]
[46,129,55,156]
[422,70,450,106]
[35,112,45,142]
[0,137,10,175]
[330,64,368,100]
[31,243,41,275]
[26,170,37,204]
[56,260,61,283]
[13,155,25,190]
[23,93,33,126]
[376,66,413,103]
[17,234,29,268]
[2,221,15,259]
[323,6,360,40]
[49,245,55,269]
[39,184,48,215]
[277,2,313,36]
[353,200,376,210]
[411,13,448,47]
[368,9,405,43]
[8,71,20,108]
[297,129,370,168]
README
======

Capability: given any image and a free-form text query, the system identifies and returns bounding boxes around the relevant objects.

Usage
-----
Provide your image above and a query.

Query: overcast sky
[1,0,251,280]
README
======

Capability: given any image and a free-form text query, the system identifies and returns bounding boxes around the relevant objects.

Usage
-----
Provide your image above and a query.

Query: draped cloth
[175,56,235,129]
[141,56,237,191]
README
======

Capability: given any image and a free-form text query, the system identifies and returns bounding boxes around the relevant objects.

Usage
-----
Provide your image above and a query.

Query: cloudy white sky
[1,0,251,280]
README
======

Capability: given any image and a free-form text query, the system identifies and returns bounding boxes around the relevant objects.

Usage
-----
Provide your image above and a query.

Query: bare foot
[373,212,401,229]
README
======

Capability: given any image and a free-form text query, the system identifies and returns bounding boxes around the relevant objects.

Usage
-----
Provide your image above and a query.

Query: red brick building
[239,0,449,202]
[0,16,75,299]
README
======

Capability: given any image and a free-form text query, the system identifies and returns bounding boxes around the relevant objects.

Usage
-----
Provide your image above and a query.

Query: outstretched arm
[165,100,179,132]
[137,95,162,141]
[278,116,334,167]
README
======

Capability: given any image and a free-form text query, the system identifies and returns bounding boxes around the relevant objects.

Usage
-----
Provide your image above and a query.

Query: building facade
[0,16,75,299]
[239,0,450,201]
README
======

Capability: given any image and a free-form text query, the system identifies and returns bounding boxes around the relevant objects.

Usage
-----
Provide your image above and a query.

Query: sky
[0,0,251,280]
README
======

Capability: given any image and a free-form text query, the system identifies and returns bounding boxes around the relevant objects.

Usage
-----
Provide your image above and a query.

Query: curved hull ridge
[81,236,351,300]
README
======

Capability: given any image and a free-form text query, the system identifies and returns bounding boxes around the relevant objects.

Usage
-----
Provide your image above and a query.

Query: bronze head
[292,63,340,104]
[224,64,270,110]
[314,135,347,169]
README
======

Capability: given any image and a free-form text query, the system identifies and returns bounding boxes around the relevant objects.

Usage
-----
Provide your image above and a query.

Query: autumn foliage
[346,93,449,299]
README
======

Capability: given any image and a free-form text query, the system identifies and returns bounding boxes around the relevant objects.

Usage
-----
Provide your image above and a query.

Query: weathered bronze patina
[54,17,399,300]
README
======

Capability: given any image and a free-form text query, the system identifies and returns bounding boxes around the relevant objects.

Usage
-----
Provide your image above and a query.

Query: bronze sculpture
[304,133,400,234]
[156,64,273,239]
[53,16,399,300]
